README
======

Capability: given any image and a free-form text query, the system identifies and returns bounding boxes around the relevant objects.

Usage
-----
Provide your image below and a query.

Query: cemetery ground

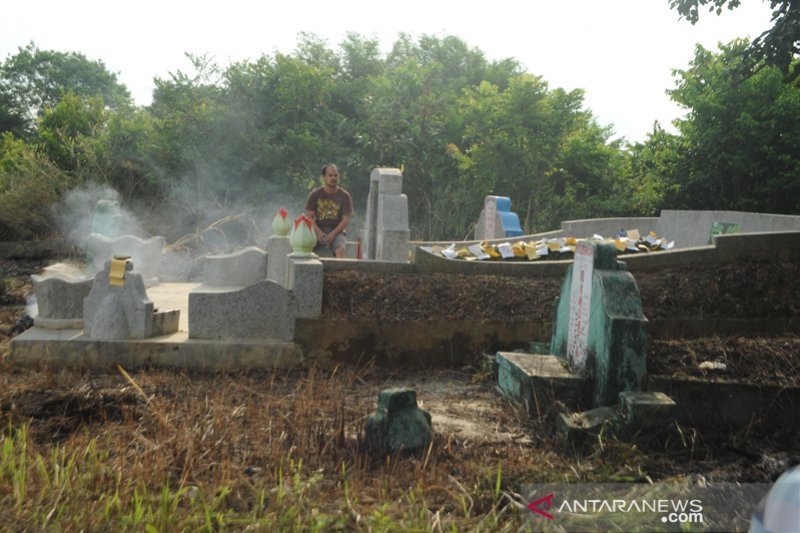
[0,257,799,530]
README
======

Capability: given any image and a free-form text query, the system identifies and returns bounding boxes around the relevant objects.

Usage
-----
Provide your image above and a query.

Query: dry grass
[0,364,552,531]
[1,359,796,531]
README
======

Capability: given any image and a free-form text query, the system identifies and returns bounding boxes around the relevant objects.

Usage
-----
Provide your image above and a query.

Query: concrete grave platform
[496,352,587,416]
[10,282,303,372]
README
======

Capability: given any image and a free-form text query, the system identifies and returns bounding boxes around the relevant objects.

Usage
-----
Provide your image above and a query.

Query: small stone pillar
[364,388,432,456]
[288,256,323,319]
[363,168,410,262]
[267,208,293,288]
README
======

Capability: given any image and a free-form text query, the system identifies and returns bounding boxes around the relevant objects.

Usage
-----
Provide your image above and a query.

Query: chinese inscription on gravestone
[567,242,594,371]
[483,196,498,239]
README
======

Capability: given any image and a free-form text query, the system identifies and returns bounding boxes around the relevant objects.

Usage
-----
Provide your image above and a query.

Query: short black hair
[321,163,339,176]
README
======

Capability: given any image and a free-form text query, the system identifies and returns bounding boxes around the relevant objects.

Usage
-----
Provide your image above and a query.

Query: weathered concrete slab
[496,352,587,415]
[655,210,800,248]
[647,375,800,431]
[557,407,620,449]
[189,280,296,341]
[618,391,679,429]
[9,328,303,372]
[86,233,165,285]
[32,274,93,329]
[204,246,266,287]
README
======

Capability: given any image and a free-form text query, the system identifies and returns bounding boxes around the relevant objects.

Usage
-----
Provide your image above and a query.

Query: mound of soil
[649,336,800,385]
[2,257,799,385]
[321,259,800,322]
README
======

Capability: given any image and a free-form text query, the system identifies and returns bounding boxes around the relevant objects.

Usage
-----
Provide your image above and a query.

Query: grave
[84,258,179,340]
[496,241,672,445]
[188,213,324,342]
[90,199,124,239]
[363,167,410,262]
[474,195,524,240]
[550,241,647,407]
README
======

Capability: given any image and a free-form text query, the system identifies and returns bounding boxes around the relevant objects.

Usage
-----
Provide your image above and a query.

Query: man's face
[323,166,339,188]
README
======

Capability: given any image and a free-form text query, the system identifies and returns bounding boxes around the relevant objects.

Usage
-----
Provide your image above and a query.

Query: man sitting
[304,163,353,258]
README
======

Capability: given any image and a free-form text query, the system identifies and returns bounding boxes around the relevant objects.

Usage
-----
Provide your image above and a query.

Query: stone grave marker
[363,168,410,262]
[474,195,524,240]
[550,241,648,407]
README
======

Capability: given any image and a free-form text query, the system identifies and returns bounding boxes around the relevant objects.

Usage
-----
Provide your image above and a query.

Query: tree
[622,125,689,213]
[37,92,108,172]
[669,0,800,77]
[0,132,73,239]
[0,42,130,137]
[667,40,800,212]
[449,74,620,234]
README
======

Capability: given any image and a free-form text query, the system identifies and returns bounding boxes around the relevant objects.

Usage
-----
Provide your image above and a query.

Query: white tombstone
[566,241,594,371]
[475,195,501,240]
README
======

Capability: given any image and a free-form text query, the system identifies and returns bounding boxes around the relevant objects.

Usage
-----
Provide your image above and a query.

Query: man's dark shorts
[314,232,347,256]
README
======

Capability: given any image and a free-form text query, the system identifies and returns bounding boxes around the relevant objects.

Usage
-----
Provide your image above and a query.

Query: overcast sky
[1,0,774,143]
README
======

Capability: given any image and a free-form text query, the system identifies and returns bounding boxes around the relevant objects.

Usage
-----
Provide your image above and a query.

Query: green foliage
[622,126,688,214]
[0,42,131,138]
[667,40,800,212]
[449,75,617,233]
[669,0,800,78]
[0,132,73,240]
[37,92,108,172]
[3,30,796,244]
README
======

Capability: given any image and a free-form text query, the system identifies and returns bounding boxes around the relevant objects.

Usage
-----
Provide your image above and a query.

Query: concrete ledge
[618,391,678,429]
[414,249,570,278]
[33,317,84,330]
[647,375,800,431]
[403,231,800,276]
[152,309,180,337]
[9,328,303,372]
